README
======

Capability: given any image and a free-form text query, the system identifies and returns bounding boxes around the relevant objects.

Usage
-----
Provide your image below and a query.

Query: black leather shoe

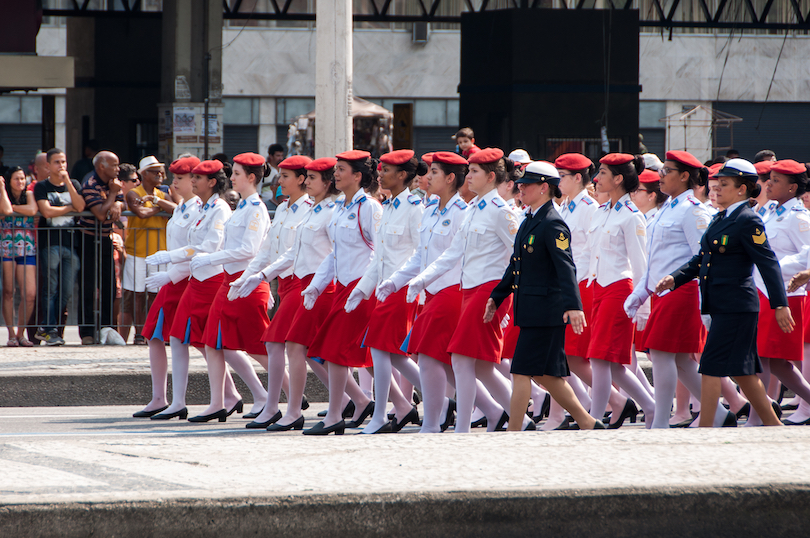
[345,401,375,428]
[243,406,264,419]
[494,411,509,431]
[246,410,282,429]
[303,420,345,435]
[266,416,305,431]
[551,416,573,430]
[772,400,783,419]
[471,416,487,428]
[226,400,244,417]
[133,405,168,418]
[607,399,639,429]
[151,407,188,420]
[342,401,356,418]
[188,409,227,423]
[524,420,537,431]
[722,410,738,427]
[592,420,607,429]
[392,406,419,432]
[413,391,421,406]
[359,421,392,434]
[538,392,551,420]
[734,402,751,419]
[781,402,799,411]
[301,396,310,411]
[783,416,810,426]
[670,416,697,428]
[440,399,456,432]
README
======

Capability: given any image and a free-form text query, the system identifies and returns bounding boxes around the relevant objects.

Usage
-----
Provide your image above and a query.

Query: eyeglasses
[659,167,679,177]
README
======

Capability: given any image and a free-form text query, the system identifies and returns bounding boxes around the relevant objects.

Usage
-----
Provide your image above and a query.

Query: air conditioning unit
[413,22,429,44]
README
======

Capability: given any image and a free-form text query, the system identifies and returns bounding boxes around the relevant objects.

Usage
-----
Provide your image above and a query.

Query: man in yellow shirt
[122,156,177,344]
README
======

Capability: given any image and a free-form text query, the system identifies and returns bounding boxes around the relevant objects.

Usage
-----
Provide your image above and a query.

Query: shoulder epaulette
[326,201,335,209]
[408,194,422,205]
[791,205,807,212]
[624,200,639,213]
[491,198,506,208]
[686,195,700,206]
[581,197,593,205]
[303,199,313,206]
[356,195,367,204]
[425,198,439,207]
[251,200,262,206]
[454,198,467,210]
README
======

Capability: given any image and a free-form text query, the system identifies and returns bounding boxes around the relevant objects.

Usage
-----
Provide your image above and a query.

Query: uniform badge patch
[248,219,259,231]
[636,224,646,236]
[442,219,451,227]
[752,229,766,245]
[348,213,356,220]
[555,232,569,250]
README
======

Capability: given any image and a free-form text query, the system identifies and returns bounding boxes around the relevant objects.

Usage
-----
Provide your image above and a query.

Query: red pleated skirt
[447,280,511,363]
[363,286,418,355]
[586,279,634,364]
[634,326,648,353]
[501,317,519,360]
[143,278,189,342]
[643,281,706,353]
[169,273,224,348]
[407,285,462,365]
[262,275,302,343]
[565,280,593,357]
[307,278,376,367]
[202,270,270,355]
[803,295,810,344]
[286,274,336,348]
[757,292,805,361]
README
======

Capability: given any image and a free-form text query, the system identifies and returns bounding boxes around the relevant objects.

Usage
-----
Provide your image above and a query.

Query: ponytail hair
[782,164,810,198]
[239,161,272,186]
[396,157,429,186]
[208,168,230,195]
[673,161,708,190]
[345,157,379,190]
[605,155,644,193]
[435,161,468,191]
[478,157,511,185]
[574,163,596,186]
[730,175,761,199]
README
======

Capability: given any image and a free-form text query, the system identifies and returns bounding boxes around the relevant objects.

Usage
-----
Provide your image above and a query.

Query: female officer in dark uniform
[656,158,792,427]
[485,161,605,431]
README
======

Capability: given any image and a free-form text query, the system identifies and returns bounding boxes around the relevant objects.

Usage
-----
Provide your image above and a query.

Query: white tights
[364,349,417,432]
[143,339,168,411]
[650,350,727,428]
[590,358,655,427]
[163,338,240,414]
[198,346,267,416]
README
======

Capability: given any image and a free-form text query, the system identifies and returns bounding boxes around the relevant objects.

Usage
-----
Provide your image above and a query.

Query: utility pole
[315,0,353,157]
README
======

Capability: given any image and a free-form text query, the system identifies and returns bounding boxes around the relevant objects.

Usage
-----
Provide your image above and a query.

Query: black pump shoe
[151,407,188,420]
[226,400,244,417]
[301,396,310,411]
[524,420,537,431]
[303,420,345,436]
[246,410,282,429]
[551,416,574,430]
[266,416,305,431]
[607,399,639,429]
[188,409,227,423]
[133,405,168,418]
[722,410,738,427]
[243,406,263,419]
[345,401,375,428]
[320,401,355,418]
[734,402,751,419]
[392,407,419,432]
[471,416,487,428]
[592,420,607,430]
[440,399,457,432]
[359,421,392,434]
[494,411,509,432]
[772,400,783,419]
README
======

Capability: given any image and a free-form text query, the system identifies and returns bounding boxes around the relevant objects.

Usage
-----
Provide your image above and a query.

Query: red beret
[554,153,593,171]
[233,152,266,167]
[336,150,371,161]
[599,153,635,166]
[169,156,200,175]
[639,169,660,184]
[707,163,723,178]
[192,160,223,176]
[468,147,504,165]
[279,155,313,170]
[432,151,468,165]
[771,159,807,176]
[754,161,774,176]
[305,157,337,172]
[665,150,703,169]
[421,152,435,164]
[380,149,415,166]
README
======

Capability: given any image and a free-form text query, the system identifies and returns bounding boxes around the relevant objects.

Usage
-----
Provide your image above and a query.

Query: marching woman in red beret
[747,159,810,426]
[586,153,656,428]
[344,150,426,433]
[299,150,382,435]
[133,155,201,418]
[236,157,345,430]
[624,151,737,428]
[186,153,274,422]
[228,155,314,428]
[144,159,245,420]
[407,148,534,432]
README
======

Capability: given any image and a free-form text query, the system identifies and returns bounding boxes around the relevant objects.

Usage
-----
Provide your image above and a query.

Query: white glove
[406,276,426,304]
[190,253,212,272]
[237,273,266,299]
[301,284,320,310]
[227,282,241,302]
[145,272,172,289]
[633,310,649,332]
[344,287,367,313]
[146,251,171,266]
[701,314,712,331]
[375,280,397,303]
[500,313,511,330]
[623,292,645,319]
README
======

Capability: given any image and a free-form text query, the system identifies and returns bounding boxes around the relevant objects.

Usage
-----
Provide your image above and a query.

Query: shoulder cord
[356,201,374,250]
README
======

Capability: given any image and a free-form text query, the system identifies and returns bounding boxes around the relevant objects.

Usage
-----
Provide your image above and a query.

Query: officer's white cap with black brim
[715,158,758,179]
[515,161,561,185]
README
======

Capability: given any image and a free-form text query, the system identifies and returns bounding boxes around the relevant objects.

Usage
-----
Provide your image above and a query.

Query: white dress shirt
[389,193,469,294]
[753,199,778,223]
[356,188,424,297]
[259,197,337,280]
[633,189,710,299]
[559,189,599,283]
[417,188,520,290]
[755,197,810,298]
[168,193,232,281]
[208,192,271,275]
[310,188,383,292]
[245,194,312,278]
[165,196,202,284]
[587,193,648,287]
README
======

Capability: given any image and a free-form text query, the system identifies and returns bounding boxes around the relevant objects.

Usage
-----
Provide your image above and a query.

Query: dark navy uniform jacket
[671,202,787,314]
[490,200,582,327]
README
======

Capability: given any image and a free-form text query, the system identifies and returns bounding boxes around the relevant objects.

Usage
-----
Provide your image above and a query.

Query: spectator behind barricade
[33,149,85,346]
[0,167,38,347]
[28,152,49,192]
[261,143,285,208]
[223,188,240,211]
[120,156,174,344]
[453,127,481,160]
[754,149,777,163]
[78,150,125,345]
[111,163,140,336]
[71,139,99,183]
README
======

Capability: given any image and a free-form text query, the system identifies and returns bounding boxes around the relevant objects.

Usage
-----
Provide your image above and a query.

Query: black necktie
[711,210,726,224]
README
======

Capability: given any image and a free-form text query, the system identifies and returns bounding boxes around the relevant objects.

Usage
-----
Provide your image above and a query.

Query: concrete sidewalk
[0,406,808,537]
